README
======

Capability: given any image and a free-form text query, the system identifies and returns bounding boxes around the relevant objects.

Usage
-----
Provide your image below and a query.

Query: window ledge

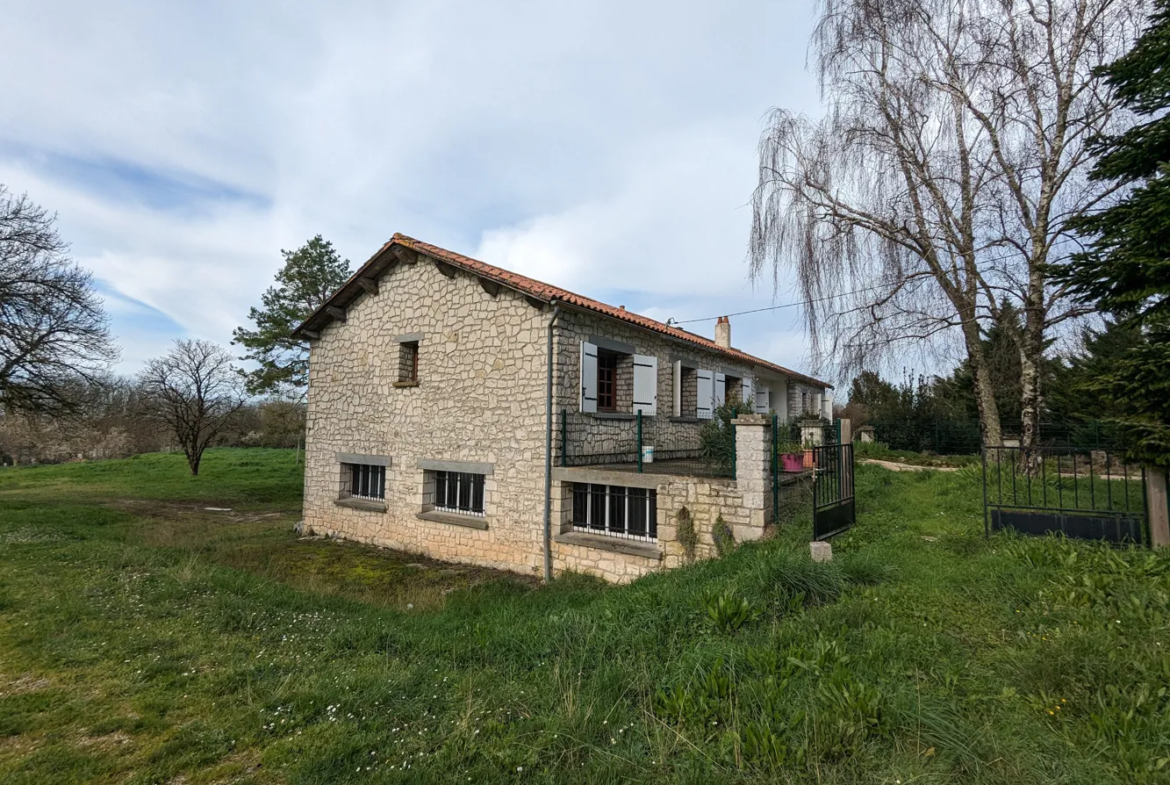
[393,380,420,388]
[591,412,636,420]
[554,530,663,560]
[669,416,701,424]
[335,497,387,512]
[416,510,489,531]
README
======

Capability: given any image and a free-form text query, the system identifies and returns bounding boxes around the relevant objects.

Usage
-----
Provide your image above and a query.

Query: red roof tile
[294,233,831,389]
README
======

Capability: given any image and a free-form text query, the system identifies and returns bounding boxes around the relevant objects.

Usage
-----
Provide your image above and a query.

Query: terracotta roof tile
[294,233,831,389]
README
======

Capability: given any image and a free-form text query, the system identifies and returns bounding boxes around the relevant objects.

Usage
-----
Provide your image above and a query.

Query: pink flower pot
[781,453,804,473]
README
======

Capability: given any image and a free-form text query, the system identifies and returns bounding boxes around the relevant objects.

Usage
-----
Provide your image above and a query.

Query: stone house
[294,234,832,583]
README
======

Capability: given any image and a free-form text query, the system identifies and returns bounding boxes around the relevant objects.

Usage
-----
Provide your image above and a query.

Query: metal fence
[983,445,1147,544]
[872,418,1120,455]
[558,409,735,478]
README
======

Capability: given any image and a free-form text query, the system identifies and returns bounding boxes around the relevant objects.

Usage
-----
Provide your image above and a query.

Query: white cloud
[0,0,824,374]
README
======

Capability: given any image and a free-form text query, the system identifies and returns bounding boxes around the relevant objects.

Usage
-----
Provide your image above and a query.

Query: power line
[665,246,1052,326]
[665,284,889,326]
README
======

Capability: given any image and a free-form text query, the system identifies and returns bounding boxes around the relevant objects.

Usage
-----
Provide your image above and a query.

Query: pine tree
[232,236,351,398]
[1057,1,1170,466]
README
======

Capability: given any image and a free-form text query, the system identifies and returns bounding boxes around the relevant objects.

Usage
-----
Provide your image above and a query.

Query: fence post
[731,421,737,479]
[637,411,643,474]
[772,413,780,525]
[560,409,567,467]
[1147,465,1169,550]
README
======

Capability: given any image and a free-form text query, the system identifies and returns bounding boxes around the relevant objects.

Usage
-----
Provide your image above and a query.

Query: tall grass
[0,449,1167,783]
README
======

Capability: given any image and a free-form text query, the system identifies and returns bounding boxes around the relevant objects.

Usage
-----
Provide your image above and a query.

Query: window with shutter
[742,375,754,406]
[755,385,771,414]
[632,355,658,416]
[696,370,714,420]
[579,341,598,413]
[714,372,726,407]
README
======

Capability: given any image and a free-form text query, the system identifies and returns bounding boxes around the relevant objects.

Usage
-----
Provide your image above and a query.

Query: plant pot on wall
[781,453,804,473]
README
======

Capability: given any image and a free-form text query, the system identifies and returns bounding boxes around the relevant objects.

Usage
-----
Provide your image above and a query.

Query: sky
[1,1,827,381]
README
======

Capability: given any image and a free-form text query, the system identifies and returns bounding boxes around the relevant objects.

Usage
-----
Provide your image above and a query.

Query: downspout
[543,298,561,583]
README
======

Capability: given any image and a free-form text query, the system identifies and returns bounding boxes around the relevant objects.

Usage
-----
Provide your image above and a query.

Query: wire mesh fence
[558,409,735,478]
[870,418,1121,455]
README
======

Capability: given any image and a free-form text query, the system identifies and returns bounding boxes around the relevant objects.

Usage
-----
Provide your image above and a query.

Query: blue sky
[1,1,828,378]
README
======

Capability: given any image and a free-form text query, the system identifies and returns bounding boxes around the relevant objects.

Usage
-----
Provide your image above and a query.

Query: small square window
[431,471,485,517]
[341,463,386,500]
[398,341,419,384]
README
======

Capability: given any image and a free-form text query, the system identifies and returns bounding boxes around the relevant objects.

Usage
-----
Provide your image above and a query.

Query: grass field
[1,449,1168,784]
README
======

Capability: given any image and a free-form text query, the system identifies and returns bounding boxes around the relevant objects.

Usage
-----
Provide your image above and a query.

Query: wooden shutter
[672,361,682,417]
[714,372,726,407]
[754,385,771,414]
[580,341,598,413]
[696,370,714,420]
[742,375,754,406]
[632,355,658,416]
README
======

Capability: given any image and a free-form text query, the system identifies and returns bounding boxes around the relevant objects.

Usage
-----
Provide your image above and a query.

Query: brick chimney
[715,315,731,349]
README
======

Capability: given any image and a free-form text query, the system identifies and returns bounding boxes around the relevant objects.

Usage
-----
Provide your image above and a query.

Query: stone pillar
[1148,465,1169,550]
[732,415,773,539]
[838,418,852,446]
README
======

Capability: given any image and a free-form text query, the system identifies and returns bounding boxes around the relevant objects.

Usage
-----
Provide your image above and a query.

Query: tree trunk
[1018,259,1047,473]
[962,321,1003,448]
[187,448,202,476]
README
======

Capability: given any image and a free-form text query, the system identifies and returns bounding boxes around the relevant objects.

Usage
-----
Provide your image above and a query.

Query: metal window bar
[434,471,486,517]
[343,463,386,500]
[571,483,658,542]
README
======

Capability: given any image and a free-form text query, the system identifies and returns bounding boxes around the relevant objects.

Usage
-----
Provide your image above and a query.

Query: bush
[700,401,754,474]
[712,514,736,558]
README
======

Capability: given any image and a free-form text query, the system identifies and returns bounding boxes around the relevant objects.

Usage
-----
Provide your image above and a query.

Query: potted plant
[775,440,804,473]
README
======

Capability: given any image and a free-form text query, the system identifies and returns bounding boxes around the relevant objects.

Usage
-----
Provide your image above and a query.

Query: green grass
[1,449,1168,783]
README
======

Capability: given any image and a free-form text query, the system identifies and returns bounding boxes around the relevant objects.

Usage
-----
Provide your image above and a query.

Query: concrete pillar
[732,414,773,538]
[838,418,852,446]
[1148,466,1169,550]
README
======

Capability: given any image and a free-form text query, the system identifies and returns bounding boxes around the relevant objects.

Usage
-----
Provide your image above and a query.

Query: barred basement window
[571,483,657,541]
[342,463,386,500]
[434,471,485,517]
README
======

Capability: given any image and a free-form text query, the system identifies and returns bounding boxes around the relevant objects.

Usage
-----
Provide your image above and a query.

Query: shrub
[712,514,736,558]
[677,506,697,564]
[699,401,753,474]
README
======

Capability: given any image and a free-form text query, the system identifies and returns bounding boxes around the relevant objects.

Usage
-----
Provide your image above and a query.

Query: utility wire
[665,245,1057,326]
[665,284,889,326]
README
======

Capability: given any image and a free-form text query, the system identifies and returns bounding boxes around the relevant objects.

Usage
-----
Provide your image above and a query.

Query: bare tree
[749,0,1142,448]
[139,340,245,475]
[0,185,118,413]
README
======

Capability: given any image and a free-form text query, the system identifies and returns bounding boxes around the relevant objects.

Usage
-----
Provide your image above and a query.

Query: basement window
[341,463,386,500]
[571,483,657,542]
[432,471,485,517]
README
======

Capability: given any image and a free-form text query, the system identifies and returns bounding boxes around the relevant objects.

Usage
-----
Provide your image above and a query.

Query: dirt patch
[107,498,297,523]
[0,673,51,697]
[861,459,960,473]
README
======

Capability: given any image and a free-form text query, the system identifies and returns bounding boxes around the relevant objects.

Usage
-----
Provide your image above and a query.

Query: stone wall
[303,255,551,577]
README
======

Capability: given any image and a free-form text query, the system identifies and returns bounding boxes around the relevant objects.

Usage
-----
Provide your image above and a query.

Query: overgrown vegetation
[699,400,753,475]
[2,449,1168,783]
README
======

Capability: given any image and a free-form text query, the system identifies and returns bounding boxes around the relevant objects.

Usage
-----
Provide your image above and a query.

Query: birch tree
[750,0,1143,448]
